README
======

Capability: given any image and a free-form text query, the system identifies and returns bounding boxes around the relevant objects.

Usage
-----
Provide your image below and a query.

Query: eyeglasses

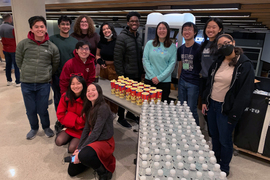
[60,23,70,26]
[79,47,90,51]
[129,20,139,23]
[80,21,88,24]
[70,73,83,77]
[217,41,232,49]
[183,28,193,32]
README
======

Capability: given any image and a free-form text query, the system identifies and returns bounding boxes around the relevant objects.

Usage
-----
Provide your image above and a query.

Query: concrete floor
[0,61,270,180]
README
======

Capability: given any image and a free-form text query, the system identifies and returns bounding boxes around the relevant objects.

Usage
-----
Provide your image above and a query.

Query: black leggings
[68,146,102,177]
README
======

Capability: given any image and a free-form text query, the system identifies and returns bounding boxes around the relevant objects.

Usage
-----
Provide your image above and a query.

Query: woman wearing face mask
[68,83,115,180]
[96,23,118,114]
[71,15,100,56]
[143,21,177,101]
[202,34,254,176]
[56,75,87,153]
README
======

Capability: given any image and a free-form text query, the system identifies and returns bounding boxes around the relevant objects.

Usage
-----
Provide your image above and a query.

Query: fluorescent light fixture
[246,28,267,30]
[192,8,238,11]
[210,15,250,18]
[99,10,122,13]
[123,10,152,12]
[223,20,256,22]
[155,9,191,12]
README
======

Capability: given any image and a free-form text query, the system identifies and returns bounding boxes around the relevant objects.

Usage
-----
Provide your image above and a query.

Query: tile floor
[0,61,269,180]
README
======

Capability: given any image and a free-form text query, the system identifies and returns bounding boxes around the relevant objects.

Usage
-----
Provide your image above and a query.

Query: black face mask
[218,44,234,56]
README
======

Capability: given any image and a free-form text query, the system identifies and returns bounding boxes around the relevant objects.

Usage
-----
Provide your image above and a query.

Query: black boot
[95,165,112,180]
[54,120,64,134]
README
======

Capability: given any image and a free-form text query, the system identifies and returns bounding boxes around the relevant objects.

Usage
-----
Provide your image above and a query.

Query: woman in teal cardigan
[143,21,177,101]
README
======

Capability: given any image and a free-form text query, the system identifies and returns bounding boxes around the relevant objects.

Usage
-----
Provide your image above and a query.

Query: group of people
[13,15,115,179]
[2,10,254,178]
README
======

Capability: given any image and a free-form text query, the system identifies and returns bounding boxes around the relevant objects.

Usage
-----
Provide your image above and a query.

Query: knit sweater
[50,34,78,76]
[143,40,177,82]
[78,103,114,149]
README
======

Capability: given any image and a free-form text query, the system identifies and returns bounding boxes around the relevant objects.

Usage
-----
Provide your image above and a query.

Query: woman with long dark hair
[55,75,87,153]
[202,34,254,176]
[143,21,177,101]
[68,83,115,180]
[199,18,223,140]
[96,23,118,113]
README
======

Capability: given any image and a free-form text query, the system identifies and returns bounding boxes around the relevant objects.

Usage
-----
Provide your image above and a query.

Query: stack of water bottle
[138,100,227,180]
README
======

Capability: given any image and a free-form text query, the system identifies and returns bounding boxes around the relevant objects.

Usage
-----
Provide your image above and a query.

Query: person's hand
[101,64,107,69]
[73,152,80,164]
[152,77,159,85]
[202,104,208,115]
[73,149,79,155]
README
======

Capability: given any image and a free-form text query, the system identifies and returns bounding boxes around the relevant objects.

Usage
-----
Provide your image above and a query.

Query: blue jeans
[51,75,61,112]
[178,78,199,125]
[207,99,236,173]
[21,83,51,130]
[4,51,20,84]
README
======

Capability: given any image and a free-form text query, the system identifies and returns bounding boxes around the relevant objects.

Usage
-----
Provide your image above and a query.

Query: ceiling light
[246,28,268,30]
[210,15,250,18]
[223,20,256,22]
[99,10,122,13]
[192,8,238,11]
[155,9,191,12]
[123,10,153,12]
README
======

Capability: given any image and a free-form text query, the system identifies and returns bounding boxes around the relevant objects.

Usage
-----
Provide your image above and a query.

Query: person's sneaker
[15,83,21,87]
[133,124,139,132]
[117,118,132,129]
[26,129,38,140]
[44,128,55,138]
[7,81,12,86]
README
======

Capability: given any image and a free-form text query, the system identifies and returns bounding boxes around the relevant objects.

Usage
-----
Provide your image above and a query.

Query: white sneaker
[7,81,12,86]
[15,83,21,87]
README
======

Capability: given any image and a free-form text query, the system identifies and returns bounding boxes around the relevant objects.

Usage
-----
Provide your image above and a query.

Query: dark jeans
[51,75,61,112]
[144,79,171,102]
[178,78,199,125]
[4,51,20,84]
[68,146,101,177]
[21,83,51,130]
[207,99,236,172]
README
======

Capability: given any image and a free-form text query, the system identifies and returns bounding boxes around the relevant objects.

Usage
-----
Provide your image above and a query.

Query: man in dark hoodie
[114,11,144,129]
[16,16,60,140]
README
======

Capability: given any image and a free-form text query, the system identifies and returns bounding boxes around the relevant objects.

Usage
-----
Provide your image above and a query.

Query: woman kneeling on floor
[68,83,115,180]
[55,74,87,153]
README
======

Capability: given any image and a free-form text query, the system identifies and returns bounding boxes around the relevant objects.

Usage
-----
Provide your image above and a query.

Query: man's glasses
[60,23,70,26]
[79,47,90,51]
[217,41,232,49]
[70,73,83,77]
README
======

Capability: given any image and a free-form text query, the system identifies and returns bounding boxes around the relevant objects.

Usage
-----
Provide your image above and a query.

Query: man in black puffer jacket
[114,11,144,128]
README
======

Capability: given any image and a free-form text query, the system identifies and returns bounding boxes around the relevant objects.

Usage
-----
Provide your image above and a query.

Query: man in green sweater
[50,15,78,134]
